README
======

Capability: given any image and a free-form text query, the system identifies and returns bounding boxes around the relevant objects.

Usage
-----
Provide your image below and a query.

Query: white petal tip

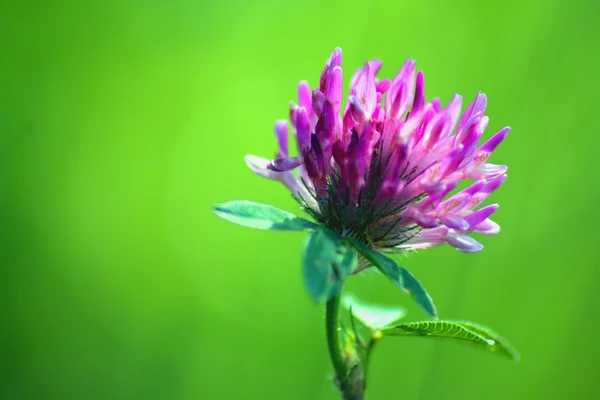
[245,155,276,179]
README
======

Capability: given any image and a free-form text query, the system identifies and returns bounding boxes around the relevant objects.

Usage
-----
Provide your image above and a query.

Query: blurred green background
[1,0,599,399]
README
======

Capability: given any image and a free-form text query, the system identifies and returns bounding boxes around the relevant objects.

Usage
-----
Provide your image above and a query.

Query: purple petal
[445,231,484,252]
[441,146,468,176]
[479,126,510,153]
[353,61,377,117]
[417,181,457,210]
[386,59,416,120]
[309,134,325,173]
[453,120,485,170]
[350,62,364,88]
[412,71,426,113]
[292,106,310,149]
[458,99,474,133]
[357,123,379,161]
[320,48,343,93]
[332,139,349,174]
[342,107,356,137]
[463,204,499,228]
[439,215,470,231]
[461,180,486,196]
[346,131,367,200]
[274,120,288,158]
[412,105,436,145]
[422,112,452,150]
[302,135,327,199]
[315,100,337,159]
[348,95,367,123]
[327,66,343,112]
[445,94,463,133]
[412,211,439,228]
[298,81,313,120]
[422,181,448,196]
[459,92,487,130]
[378,142,408,199]
[401,226,449,250]
[268,156,303,172]
[372,103,384,122]
[397,101,428,143]
[471,92,488,116]
[311,89,325,117]
[246,155,319,210]
[482,174,507,194]
[371,59,383,76]
[474,219,500,235]
[376,79,392,94]
[438,192,470,213]
[467,163,508,180]
[329,47,342,69]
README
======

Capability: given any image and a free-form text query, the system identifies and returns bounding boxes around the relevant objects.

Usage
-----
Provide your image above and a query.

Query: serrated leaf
[346,238,437,318]
[342,293,406,330]
[303,229,357,303]
[381,320,519,362]
[212,200,317,230]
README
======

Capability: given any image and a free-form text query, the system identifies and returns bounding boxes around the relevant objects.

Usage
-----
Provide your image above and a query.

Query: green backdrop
[2,0,599,399]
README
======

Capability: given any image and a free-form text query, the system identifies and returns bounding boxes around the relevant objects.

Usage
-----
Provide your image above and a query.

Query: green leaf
[346,238,437,318]
[303,229,357,303]
[381,320,519,362]
[398,267,437,319]
[342,293,406,330]
[212,200,317,230]
[452,321,521,362]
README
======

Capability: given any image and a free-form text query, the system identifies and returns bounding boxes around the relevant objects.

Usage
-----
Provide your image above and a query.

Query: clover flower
[246,48,508,255]
[214,48,518,399]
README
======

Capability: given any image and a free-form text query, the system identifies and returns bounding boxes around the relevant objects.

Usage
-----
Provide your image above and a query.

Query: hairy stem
[326,294,364,400]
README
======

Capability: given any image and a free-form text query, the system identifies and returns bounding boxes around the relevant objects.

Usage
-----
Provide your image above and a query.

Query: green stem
[326,294,363,400]
[326,294,347,380]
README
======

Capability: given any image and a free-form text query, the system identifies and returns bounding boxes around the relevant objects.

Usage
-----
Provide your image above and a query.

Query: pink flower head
[247,48,509,253]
